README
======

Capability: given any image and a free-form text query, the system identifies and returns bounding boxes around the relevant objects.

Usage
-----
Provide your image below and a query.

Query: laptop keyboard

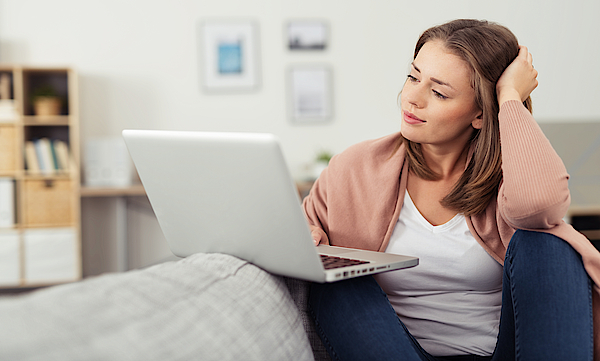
[320,255,370,270]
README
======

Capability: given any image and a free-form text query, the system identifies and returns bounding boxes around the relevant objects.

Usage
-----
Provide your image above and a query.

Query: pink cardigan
[303,100,600,357]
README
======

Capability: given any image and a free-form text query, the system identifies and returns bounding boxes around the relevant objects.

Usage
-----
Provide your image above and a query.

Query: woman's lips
[403,111,426,125]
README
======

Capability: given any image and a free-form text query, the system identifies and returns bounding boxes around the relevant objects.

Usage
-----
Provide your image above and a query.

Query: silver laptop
[122,130,418,282]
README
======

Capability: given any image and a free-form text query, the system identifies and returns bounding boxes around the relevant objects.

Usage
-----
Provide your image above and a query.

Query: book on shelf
[25,138,71,175]
[54,140,71,172]
[24,141,40,174]
[35,138,55,175]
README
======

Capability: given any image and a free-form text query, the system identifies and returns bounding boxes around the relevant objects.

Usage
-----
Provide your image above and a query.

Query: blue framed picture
[218,42,243,74]
[201,21,259,92]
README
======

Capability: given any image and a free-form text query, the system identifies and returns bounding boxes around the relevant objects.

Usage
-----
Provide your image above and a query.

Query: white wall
[2,0,599,273]
[2,0,600,175]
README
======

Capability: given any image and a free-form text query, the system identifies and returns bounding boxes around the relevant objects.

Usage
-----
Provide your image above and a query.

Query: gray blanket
[0,253,314,361]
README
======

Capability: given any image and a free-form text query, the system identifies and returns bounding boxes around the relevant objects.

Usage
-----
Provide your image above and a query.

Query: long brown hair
[401,19,532,216]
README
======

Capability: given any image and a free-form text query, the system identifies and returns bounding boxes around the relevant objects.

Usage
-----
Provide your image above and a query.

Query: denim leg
[308,275,429,361]
[492,230,593,361]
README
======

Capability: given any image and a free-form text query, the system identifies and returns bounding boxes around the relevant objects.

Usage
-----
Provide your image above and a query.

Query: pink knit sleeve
[497,100,571,230]
[302,167,331,246]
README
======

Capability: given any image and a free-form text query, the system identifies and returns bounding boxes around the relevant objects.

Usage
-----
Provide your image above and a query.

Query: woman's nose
[402,82,425,109]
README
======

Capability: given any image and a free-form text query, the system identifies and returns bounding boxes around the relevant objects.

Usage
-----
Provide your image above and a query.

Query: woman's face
[400,40,482,150]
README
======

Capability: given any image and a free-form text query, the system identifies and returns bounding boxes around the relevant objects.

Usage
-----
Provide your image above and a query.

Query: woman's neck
[420,142,470,180]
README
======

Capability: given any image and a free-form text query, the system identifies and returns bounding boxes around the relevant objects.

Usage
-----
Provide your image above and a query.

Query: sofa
[0,253,331,361]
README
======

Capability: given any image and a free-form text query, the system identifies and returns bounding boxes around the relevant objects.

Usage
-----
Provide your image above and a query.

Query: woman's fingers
[497,45,538,105]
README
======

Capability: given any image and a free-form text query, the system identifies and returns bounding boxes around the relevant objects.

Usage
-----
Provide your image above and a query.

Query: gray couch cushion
[0,253,314,361]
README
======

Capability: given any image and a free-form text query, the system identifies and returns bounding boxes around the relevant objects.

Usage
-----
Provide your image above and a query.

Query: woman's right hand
[496,45,538,107]
[308,225,328,246]
[312,230,321,246]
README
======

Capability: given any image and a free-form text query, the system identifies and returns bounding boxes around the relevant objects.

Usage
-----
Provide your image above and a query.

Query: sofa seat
[0,253,317,361]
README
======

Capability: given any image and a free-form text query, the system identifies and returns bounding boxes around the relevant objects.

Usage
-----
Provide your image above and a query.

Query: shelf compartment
[21,69,70,117]
[22,178,75,227]
[23,227,79,285]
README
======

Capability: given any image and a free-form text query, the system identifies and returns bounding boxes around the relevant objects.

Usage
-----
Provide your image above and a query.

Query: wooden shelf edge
[22,115,70,126]
[568,206,600,216]
[80,184,146,197]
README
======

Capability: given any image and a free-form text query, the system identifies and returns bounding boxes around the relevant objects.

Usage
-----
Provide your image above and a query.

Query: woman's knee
[507,229,580,262]
[503,232,593,358]
[506,230,589,287]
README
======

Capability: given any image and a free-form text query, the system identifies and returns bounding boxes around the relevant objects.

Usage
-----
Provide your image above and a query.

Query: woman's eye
[433,90,448,100]
[407,74,418,82]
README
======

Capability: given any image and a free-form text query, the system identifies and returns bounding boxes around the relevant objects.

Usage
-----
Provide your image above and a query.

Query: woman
[303,19,598,360]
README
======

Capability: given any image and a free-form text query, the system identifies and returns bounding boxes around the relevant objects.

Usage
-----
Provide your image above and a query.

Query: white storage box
[84,137,132,187]
[24,228,79,284]
[0,230,20,286]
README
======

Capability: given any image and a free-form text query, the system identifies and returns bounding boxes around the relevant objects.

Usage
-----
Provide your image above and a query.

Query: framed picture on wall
[287,21,328,51]
[288,65,333,123]
[200,21,260,92]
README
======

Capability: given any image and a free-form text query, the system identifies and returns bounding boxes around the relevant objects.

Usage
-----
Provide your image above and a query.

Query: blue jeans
[308,230,593,361]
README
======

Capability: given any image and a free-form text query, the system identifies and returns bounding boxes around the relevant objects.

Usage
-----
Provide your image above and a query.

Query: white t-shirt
[374,190,503,356]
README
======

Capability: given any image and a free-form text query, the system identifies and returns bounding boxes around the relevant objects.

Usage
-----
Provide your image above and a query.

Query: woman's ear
[472,113,483,129]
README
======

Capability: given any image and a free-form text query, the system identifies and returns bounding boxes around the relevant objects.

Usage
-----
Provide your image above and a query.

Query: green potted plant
[313,149,333,179]
[31,84,61,117]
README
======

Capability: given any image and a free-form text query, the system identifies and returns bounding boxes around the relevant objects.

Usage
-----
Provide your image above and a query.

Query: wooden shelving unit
[0,66,81,288]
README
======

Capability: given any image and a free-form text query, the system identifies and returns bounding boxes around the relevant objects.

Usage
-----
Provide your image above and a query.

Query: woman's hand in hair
[496,45,538,107]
